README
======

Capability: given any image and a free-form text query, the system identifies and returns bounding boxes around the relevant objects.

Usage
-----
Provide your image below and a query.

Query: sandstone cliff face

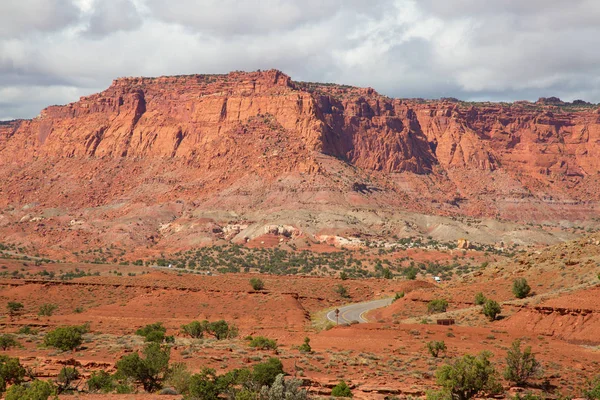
[1,69,600,230]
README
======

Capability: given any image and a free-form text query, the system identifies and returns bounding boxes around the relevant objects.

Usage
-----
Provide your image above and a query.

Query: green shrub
[188,368,221,400]
[166,362,191,395]
[115,342,170,392]
[393,292,405,302]
[206,320,238,340]
[431,351,501,400]
[474,292,486,305]
[427,341,447,358]
[181,320,208,338]
[298,337,312,353]
[38,303,58,316]
[18,326,38,335]
[512,278,531,299]
[0,334,21,350]
[482,299,501,321]
[253,358,284,387]
[249,336,278,350]
[250,278,264,290]
[428,299,449,314]
[335,284,350,298]
[331,380,353,397]
[5,379,56,400]
[44,325,88,351]
[57,367,80,393]
[504,340,540,386]
[136,322,167,343]
[404,266,418,280]
[6,302,24,317]
[584,375,600,399]
[87,370,115,393]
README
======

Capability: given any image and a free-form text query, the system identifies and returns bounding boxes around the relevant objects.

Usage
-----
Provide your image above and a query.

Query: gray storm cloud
[0,0,599,120]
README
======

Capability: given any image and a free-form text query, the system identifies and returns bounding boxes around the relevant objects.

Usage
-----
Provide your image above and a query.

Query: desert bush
[115,342,170,392]
[393,292,405,302]
[252,358,284,387]
[504,340,541,386]
[38,303,58,316]
[5,379,56,400]
[429,351,501,400]
[57,366,80,393]
[166,362,191,395]
[298,337,312,353]
[206,320,238,340]
[428,299,449,314]
[0,334,21,350]
[44,325,88,351]
[0,355,26,392]
[250,277,264,290]
[260,373,308,400]
[335,284,350,298]
[474,292,486,305]
[331,380,353,397]
[136,322,166,343]
[404,266,418,280]
[249,336,278,350]
[6,302,24,317]
[87,370,115,393]
[482,299,502,321]
[512,278,531,299]
[18,326,38,335]
[181,320,208,338]
[188,368,222,400]
[584,375,600,399]
[427,341,447,358]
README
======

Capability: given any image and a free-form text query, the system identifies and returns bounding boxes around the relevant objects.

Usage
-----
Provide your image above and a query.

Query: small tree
[57,366,80,393]
[430,351,501,400]
[250,278,264,291]
[115,342,170,392]
[512,278,531,299]
[6,302,24,317]
[427,341,447,358]
[331,380,353,397]
[188,368,221,400]
[428,299,449,314]
[474,292,486,305]
[0,355,26,392]
[393,292,405,302]
[0,334,21,350]
[298,337,312,353]
[38,303,58,316]
[482,299,502,321]
[335,284,350,299]
[44,325,88,352]
[206,320,238,340]
[504,340,540,386]
[181,320,208,338]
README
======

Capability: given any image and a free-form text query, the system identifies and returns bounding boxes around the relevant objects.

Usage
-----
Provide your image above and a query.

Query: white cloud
[1,0,600,120]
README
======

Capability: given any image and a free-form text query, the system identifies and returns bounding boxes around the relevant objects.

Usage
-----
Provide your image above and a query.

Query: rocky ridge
[1,69,600,254]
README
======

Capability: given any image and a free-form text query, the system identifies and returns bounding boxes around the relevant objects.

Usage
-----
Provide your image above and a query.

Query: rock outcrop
[1,69,600,253]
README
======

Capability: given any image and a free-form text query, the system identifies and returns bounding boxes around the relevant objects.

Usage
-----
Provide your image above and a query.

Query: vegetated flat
[1,234,599,398]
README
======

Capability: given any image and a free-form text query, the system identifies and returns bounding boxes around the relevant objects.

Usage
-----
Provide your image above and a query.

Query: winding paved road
[326,297,393,324]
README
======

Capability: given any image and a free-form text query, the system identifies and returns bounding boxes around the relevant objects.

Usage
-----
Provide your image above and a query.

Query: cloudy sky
[1,0,599,120]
